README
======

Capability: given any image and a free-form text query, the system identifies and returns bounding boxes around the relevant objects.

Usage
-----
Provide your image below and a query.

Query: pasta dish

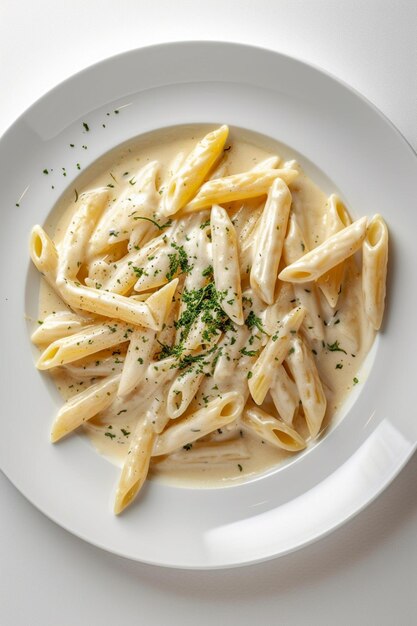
[29,124,388,514]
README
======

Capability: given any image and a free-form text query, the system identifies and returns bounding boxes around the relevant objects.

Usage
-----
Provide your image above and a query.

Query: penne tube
[31,311,93,345]
[88,161,160,256]
[251,155,281,171]
[286,336,327,438]
[57,188,110,281]
[29,225,59,287]
[279,216,367,283]
[162,125,229,215]
[294,285,324,343]
[166,346,219,419]
[282,214,324,342]
[262,281,295,334]
[166,367,206,419]
[182,168,299,213]
[235,203,263,248]
[248,306,305,405]
[213,325,250,382]
[145,279,179,330]
[283,211,308,267]
[37,321,132,370]
[270,364,300,425]
[102,235,167,294]
[51,374,120,442]
[317,195,352,307]
[165,439,250,466]
[62,354,125,379]
[114,414,155,515]
[242,405,306,452]
[250,178,292,304]
[362,214,388,330]
[151,389,171,434]
[57,280,159,329]
[211,205,244,324]
[132,245,172,292]
[118,327,157,397]
[153,392,244,456]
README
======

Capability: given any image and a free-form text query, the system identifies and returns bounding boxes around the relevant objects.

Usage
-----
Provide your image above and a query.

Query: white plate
[1,42,416,569]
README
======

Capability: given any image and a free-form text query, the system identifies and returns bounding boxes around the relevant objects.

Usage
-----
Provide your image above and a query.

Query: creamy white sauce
[38,125,374,487]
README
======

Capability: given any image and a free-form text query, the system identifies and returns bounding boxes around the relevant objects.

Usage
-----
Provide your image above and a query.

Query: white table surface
[1,1,416,624]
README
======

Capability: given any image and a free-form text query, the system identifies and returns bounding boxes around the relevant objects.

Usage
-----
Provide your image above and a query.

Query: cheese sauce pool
[38,125,374,487]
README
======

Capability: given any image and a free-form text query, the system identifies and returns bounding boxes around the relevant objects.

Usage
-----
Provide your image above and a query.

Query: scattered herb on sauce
[326,340,347,354]
[133,216,172,230]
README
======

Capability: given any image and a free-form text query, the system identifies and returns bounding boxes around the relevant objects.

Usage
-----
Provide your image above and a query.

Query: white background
[1,1,416,624]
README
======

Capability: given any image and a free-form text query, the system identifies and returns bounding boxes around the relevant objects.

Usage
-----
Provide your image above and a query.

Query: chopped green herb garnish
[240,347,257,357]
[166,243,192,281]
[133,216,172,230]
[326,341,347,354]
[245,311,266,334]
[132,266,145,279]
[83,122,90,132]
[202,265,213,278]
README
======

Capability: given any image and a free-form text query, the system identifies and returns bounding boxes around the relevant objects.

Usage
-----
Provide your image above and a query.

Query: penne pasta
[362,214,388,330]
[36,321,132,370]
[282,213,324,342]
[153,392,244,456]
[248,306,305,405]
[114,414,155,514]
[242,405,306,451]
[317,194,352,307]
[279,217,367,283]
[182,168,299,213]
[211,205,244,324]
[62,353,125,379]
[57,188,110,281]
[31,311,93,345]
[162,125,229,216]
[250,178,292,304]
[163,439,250,466]
[270,364,300,425]
[118,327,157,397]
[286,336,327,438]
[88,161,160,256]
[51,374,120,442]
[29,225,59,288]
